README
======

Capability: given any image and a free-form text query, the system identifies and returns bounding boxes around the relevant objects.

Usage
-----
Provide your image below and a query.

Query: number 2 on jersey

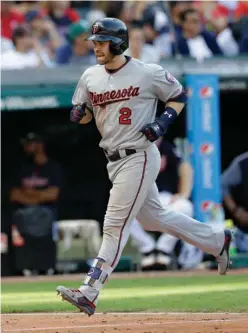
[119,107,131,125]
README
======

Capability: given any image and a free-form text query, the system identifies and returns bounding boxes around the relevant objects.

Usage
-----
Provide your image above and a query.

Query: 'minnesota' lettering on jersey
[89,86,140,106]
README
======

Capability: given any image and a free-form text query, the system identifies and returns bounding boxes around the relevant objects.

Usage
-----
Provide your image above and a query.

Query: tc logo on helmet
[200,86,213,98]
[92,24,99,34]
[200,143,214,154]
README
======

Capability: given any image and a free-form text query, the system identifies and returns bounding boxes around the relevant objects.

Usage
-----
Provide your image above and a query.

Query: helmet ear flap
[109,40,124,55]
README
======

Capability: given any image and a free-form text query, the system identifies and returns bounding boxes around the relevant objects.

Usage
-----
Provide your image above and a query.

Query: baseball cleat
[216,230,232,275]
[56,286,95,316]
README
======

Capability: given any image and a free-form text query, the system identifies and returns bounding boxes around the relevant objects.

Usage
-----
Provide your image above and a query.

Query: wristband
[159,107,178,129]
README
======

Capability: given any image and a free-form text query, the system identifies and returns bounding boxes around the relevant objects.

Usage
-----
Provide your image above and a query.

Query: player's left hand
[140,120,165,142]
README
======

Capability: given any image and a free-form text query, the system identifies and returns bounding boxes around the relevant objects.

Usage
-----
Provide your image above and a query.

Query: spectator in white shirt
[1,36,14,53]
[125,23,161,64]
[1,26,46,70]
[178,9,223,60]
[212,17,239,56]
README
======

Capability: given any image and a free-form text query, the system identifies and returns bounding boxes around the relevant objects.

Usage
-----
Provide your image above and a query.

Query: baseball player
[56,18,232,316]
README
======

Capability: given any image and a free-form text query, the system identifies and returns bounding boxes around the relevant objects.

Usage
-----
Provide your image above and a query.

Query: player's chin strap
[83,257,113,290]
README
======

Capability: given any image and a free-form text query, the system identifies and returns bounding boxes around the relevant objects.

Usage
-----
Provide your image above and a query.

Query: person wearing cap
[10,133,63,276]
[1,25,47,70]
[55,20,95,65]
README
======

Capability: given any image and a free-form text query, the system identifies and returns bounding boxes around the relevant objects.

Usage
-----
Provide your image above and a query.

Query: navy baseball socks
[56,258,113,316]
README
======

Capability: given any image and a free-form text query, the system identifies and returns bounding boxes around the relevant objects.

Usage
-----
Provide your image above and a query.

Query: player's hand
[70,103,87,123]
[140,120,165,142]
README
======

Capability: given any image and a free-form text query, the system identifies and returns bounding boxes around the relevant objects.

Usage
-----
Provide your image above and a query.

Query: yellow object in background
[225,219,237,256]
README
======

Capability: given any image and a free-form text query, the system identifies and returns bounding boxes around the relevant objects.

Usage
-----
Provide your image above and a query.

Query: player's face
[93,41,113,64]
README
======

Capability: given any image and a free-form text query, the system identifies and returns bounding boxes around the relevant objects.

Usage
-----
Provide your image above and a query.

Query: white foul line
[3,319,248,332]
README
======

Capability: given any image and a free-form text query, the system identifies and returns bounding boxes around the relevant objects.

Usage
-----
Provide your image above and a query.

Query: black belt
[105,149,137,162]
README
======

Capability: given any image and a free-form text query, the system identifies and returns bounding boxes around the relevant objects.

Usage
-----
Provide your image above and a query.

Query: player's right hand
[140,120,165,142]
[70,103,87,123]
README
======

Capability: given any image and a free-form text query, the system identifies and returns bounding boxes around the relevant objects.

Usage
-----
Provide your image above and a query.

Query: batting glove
[140,119,165,142]
[70,103,87,123]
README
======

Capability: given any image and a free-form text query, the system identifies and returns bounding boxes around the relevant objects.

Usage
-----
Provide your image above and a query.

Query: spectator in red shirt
[1,1,24,40]
[234,1,248,20]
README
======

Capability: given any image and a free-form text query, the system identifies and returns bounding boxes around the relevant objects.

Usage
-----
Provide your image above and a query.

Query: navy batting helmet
[85,18,129,55]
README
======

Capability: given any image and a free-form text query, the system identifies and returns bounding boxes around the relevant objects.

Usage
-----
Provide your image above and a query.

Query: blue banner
[185,75,223,223]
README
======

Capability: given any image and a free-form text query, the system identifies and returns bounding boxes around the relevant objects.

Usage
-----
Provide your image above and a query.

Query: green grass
[2,274,248,313]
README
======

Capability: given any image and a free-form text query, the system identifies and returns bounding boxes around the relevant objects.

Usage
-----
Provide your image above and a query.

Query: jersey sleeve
[151,65,183,102]
[72,71,93,110]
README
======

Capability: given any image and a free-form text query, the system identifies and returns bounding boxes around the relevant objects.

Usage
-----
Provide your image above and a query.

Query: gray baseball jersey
[71,57,225,306]
[72,57,182,153]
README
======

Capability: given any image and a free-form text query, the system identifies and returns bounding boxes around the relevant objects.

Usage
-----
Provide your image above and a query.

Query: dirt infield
[2,312,248,333]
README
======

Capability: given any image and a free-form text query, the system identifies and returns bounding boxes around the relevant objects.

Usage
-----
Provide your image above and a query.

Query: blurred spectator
[1,1,24,39]
[128,2,149,23]
[125,22,160,63]
[43,1,80,39]
[17,1,41,14]
[178,8,223,60]
[1,26,51,70]
[130,139,197,271]
[234,1,248,20]
[105,1,125,20]
[10,133,63,275]
[55,20,95,65]
[86,5,106,27]
[239,18,248,54]
[169,1,192,39]
[142,3,172,58]
[212,17,239,56]
[222,152,248,252]
[1,36,14,53]
[25,9,62,59]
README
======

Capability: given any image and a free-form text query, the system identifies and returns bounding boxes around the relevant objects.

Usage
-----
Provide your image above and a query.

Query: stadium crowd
[1,0,248,70]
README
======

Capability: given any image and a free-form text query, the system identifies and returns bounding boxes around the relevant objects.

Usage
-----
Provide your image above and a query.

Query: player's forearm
[165,101,185,115]
[140,100,186,142]
[177,162,193,198]
[223,195,238,214]
[156,96,186,131]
